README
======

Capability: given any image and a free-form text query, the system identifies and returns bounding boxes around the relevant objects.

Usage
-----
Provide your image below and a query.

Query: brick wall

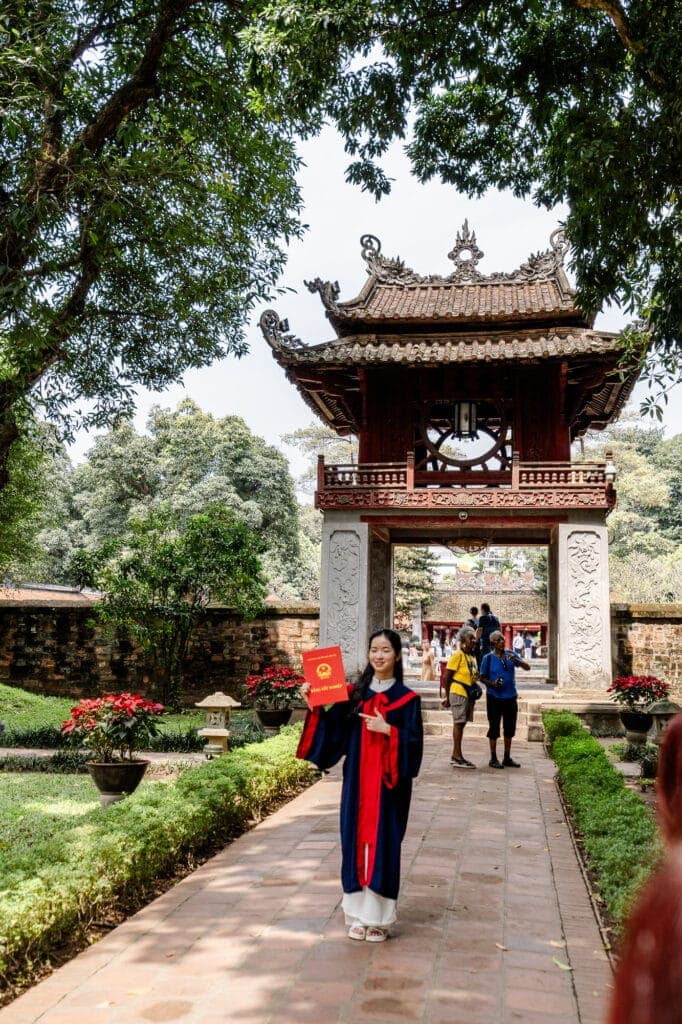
[0,601,319,705]
[4,600,682,704]
[612,604,682,700]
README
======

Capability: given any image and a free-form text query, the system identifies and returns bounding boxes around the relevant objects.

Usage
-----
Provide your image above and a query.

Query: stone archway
[319,509,612,694]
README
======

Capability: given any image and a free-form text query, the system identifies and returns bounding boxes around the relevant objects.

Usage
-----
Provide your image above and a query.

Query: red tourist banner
[302,646,348,707]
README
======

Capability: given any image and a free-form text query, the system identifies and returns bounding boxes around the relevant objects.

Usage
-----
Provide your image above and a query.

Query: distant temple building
[261,224,638,689]
[423,573,548,652]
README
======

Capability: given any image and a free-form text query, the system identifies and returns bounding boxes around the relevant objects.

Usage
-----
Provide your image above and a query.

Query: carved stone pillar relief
[567,532,606,684]
[325,529,361,670]
[368,536,392,637]
[319,515,394,678]
[553,521,611,691]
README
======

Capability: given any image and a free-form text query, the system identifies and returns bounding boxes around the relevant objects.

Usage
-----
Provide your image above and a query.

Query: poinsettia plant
[61,693,165,762]
[607,675,669,713]
[243,664,305,710]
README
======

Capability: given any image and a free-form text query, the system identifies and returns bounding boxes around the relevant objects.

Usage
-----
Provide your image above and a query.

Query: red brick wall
[0,601,319,705]
[612,604,682,700]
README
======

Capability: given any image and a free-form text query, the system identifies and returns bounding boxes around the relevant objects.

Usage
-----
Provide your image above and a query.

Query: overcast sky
[69,128,681,479]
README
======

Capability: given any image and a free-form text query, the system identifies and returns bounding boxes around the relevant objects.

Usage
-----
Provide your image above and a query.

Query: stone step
[421,696,545,742]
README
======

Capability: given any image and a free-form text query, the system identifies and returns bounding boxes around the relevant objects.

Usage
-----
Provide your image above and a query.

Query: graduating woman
[297,628,423,942]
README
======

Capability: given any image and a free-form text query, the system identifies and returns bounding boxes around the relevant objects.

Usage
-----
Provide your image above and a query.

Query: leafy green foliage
[0,727,314,990]
[542,710,586,751]
[281,423,358,494]
[0,419,58,578]
[580,414,682,601]
[94,504,267,706]
[0,1,303,483]
[543,712,661,931]
[247,0,682,395]
[28,401,312,600]
[393,546,440,615]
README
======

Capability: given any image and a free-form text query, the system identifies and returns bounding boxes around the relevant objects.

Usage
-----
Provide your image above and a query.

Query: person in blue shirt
[475,602,500,659]
[479,630,530,769]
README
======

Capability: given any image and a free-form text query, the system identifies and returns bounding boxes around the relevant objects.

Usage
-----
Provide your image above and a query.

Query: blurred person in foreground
[606,713,682,1024]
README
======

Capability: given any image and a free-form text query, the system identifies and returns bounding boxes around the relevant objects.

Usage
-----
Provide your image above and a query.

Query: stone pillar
[319,513,392,679]
[549,518,612,692]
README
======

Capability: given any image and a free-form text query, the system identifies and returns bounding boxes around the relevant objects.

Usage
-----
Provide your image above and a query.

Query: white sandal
[365,926,387,942]
[347,923,366,941]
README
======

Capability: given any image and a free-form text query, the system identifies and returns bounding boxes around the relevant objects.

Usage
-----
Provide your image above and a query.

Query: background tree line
[0,0,679,504]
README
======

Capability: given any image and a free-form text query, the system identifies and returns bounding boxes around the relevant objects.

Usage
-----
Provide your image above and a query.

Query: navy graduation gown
[297,682,423,900]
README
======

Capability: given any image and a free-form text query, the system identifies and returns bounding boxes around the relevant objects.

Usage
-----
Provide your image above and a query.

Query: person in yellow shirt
[441,625,479,768]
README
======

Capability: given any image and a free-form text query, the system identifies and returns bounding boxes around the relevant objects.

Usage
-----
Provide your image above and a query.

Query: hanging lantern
[452,401,478,439]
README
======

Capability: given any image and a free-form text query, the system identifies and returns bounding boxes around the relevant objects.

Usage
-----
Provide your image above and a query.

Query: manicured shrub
[542,710,586,750]
[0,725,314,989]
[543,711,661,934]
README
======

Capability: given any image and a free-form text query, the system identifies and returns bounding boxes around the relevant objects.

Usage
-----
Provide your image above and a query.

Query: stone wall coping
[611,603,682,620]
[0,598,97,608]
[0,599,320,616]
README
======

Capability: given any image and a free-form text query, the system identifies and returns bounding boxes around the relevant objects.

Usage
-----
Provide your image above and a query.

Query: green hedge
[0,725,314,988]
[542,709,586,750]
[0,751,88,773]
[542,711,661,933]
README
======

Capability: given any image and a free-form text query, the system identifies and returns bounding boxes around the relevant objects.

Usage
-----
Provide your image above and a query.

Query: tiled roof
[303,226,588,335]
[268,328,624,368]
[425,586,547,624]
[335,278,575,323]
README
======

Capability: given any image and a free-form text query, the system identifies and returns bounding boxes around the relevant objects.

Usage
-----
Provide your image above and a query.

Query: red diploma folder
[302,646,348,707]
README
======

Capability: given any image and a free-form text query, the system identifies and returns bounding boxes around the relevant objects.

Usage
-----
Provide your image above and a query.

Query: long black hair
[349,628,404,714]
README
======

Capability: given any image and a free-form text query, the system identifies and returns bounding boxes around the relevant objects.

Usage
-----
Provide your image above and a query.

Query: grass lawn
[0,681,205,734]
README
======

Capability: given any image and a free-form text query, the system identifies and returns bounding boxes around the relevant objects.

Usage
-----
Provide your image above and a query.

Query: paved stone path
[1,737,612,1024]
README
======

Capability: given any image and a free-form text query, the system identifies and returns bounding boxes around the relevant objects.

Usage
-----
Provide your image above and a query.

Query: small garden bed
[542,711,662,939]
[0,725,314,1001]
[0,682,262,753]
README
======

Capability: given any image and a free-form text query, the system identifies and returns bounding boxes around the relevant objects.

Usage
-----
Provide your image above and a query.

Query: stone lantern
[195,691,241,758]
[646,699,682,747]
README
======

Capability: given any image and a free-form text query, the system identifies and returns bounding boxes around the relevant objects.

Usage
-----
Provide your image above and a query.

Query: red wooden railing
[318,452,609,492]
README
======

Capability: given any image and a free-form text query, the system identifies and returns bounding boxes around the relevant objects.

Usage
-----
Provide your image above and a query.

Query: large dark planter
[255,708,293,733]
[86,759,150,806]
[620,711,654,745]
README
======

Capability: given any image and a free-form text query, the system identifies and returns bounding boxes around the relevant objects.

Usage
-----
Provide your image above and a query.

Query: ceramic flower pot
[255,708,293,733]
[619,711,654,745]
[86,759,150,806]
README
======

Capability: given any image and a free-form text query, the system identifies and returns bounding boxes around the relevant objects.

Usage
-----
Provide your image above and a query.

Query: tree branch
[572,0,642,55]
[0,0,201,290]
[571,0,667,89]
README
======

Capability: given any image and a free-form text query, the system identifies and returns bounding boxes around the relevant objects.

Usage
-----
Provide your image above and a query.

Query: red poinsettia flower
[60,692,166,762]
[608,675,670,712]
[241,663,305,710]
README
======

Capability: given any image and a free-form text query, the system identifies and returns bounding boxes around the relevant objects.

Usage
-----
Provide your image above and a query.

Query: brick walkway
[1,737,612,1024]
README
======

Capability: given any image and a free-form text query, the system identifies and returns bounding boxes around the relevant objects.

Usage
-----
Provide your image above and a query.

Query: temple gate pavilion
[260,224,638,691]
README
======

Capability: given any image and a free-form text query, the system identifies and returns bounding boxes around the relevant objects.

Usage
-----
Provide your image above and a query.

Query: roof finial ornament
[448,221,484,281]
[259,309,304,351]
[360,234,382,263]
[549,227,568,264]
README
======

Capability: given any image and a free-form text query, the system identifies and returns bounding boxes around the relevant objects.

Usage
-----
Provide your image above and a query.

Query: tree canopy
[27,401,316,598]
[247,0,682,396]
[581,415,682,601]
[96,504,266,705]
[0,0,302,485]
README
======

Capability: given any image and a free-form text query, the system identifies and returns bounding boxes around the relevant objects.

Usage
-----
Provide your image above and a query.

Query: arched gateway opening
[261,224,637,696]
